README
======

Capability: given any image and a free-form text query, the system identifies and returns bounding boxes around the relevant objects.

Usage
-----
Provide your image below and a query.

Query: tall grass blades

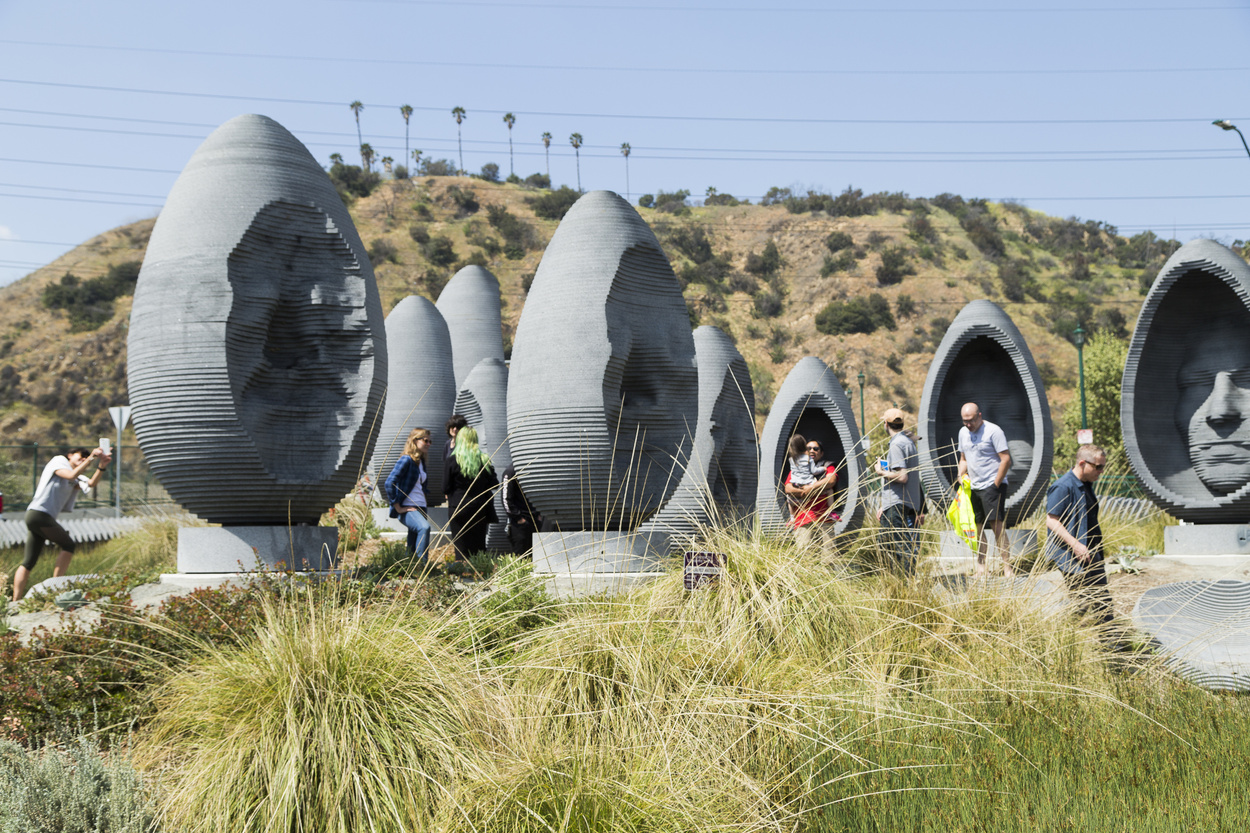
[136,599,510,833]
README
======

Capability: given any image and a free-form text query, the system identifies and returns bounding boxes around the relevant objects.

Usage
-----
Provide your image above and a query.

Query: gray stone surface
[755,356,867,535]
[935,529,1039,562]
[1123,239,1250,522]
[532,529,668,573]
[1133,579,1250,691]
[369,295,456,505]
[918,300,1052,527]
[128,114,387,525]
[455,358,512,551]
[507,190,697,530]
[1164,524,1250,556]
[177,525,338,573]
[638,326,756,548]
[540,571,666,599]
[436,265,506,390]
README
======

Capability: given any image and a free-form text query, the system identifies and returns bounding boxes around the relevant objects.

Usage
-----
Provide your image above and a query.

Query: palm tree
[541,132,552,178]
[620,142,631,203]
[400,104,413,171]
[382,156,393,175]
[350,100,364,150]
[329,152,344,167]
[451,106,467,175]
[360,143,375,173]
[569,132,583,192]
[503,112,516,178]
[412,148,423,175]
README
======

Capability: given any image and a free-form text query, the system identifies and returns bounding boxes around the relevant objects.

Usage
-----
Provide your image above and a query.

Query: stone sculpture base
[936,529,1039,566]
[532,530,670,575]
[178,526,339,573]
[1163,525,1250,561]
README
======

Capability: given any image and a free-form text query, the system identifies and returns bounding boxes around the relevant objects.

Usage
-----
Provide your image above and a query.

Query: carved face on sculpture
[1176,314,1250,495]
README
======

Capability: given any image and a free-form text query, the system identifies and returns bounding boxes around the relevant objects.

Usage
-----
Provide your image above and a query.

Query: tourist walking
[445,427,499,562]
[956,402,1013,576]
[384,428,433,564]
[1045,444,1115,630]
[876,408,922,576]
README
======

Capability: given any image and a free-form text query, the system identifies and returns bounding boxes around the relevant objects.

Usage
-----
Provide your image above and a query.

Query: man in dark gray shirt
[877,408,922,576]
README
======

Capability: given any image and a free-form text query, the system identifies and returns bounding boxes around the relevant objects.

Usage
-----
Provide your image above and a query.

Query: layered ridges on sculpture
[370,295,456,504]
[1122,239,1250,521]
[454,358,511,550]
[508,190,697,530]
[755,357,866,535]
[436,265,505,389]
[918,300,1052,527]
[1133,580,1250,692]
[638,326,757,545]
[128,114,386,525]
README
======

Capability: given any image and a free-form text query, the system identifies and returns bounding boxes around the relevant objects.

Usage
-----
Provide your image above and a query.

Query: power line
[0,192,161,208]
[0,157,181,174]
[0,182,168,199]
[2,38,1246,77]
[0,78,1242,126]
[327,0,1246,13]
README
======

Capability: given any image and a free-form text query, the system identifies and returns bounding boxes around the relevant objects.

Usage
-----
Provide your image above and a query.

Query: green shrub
[523,172,550,189]
[815,293,896,335]
[392,164,409,180]
[41,261,142,332]
[367,238,399,265]
[526,186,581,220]
[824,231,854,253]
[408,223,430,244]
[478,162,500,182]
[486,204,535,252]
[665,224,715,263]
[637,193,654,208]
[821,250,856,276]
[653,189,691,215]
[0,736,158,832]
[422,236,457,266]
[876,245,914,286]
[419,158,457,176]
[895,293,916,317]
[744,240,782,278]
[328,162,381,200]
[751,287,784,318]
[442,185,479,216]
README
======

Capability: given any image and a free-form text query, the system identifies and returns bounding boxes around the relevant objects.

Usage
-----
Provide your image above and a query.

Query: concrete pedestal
[177,526,339,573]
[935,529,1039,567]
[532,530,670,574]
[1164,524,1250,558]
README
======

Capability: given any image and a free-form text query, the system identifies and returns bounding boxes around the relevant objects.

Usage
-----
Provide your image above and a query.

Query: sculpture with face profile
[1123,239,1250,521]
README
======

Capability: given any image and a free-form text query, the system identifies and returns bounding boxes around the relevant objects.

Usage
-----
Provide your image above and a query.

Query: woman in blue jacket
[385,428,433,562]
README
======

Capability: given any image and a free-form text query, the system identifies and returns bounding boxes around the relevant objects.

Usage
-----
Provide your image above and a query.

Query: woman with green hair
[445,426,499,562]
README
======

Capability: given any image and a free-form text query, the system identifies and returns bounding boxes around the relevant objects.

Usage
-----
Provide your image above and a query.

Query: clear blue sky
[1,0,1249,285]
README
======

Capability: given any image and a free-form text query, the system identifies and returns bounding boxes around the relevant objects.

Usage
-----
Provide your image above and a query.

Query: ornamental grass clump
[136,598,510,833]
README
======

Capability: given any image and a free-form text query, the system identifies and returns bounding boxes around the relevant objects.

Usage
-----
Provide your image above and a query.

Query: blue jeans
[399,508,431,561]
[880,504,919,576]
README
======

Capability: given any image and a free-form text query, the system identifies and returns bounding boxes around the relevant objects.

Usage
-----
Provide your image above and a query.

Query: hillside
[0,174,1175,451]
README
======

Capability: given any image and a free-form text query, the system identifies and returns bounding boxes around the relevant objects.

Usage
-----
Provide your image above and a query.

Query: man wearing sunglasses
[1045,444,1114,629]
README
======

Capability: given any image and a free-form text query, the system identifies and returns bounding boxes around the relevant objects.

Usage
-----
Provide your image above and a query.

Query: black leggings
[23,509,75,570]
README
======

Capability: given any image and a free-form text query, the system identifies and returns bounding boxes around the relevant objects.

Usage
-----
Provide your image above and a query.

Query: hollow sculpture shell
[918,300,1052,526]
[755,357,866,535]
[454,357,511,550]
[638,326,757,546]
[436,265,505,389]
[1122,239,1250,521]
[128,114,387,525]
[507,190,697,530]
[370,295,456,505]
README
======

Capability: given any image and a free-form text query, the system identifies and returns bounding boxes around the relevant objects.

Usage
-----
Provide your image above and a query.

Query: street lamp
[857,371,865,432]
[1074,325,1088,431]
[1213,120,1250,161]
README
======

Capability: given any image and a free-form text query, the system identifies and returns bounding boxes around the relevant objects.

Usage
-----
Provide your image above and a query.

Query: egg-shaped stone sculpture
[756,357,866,535]
[454,357,511,550]
[1123,239,1250,521]
[370,295,456,504]
[436,265,505,389]
[507,190,698,530]
[638,326,757,546]
[918,300,1052,526]
[128,114,387,525]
